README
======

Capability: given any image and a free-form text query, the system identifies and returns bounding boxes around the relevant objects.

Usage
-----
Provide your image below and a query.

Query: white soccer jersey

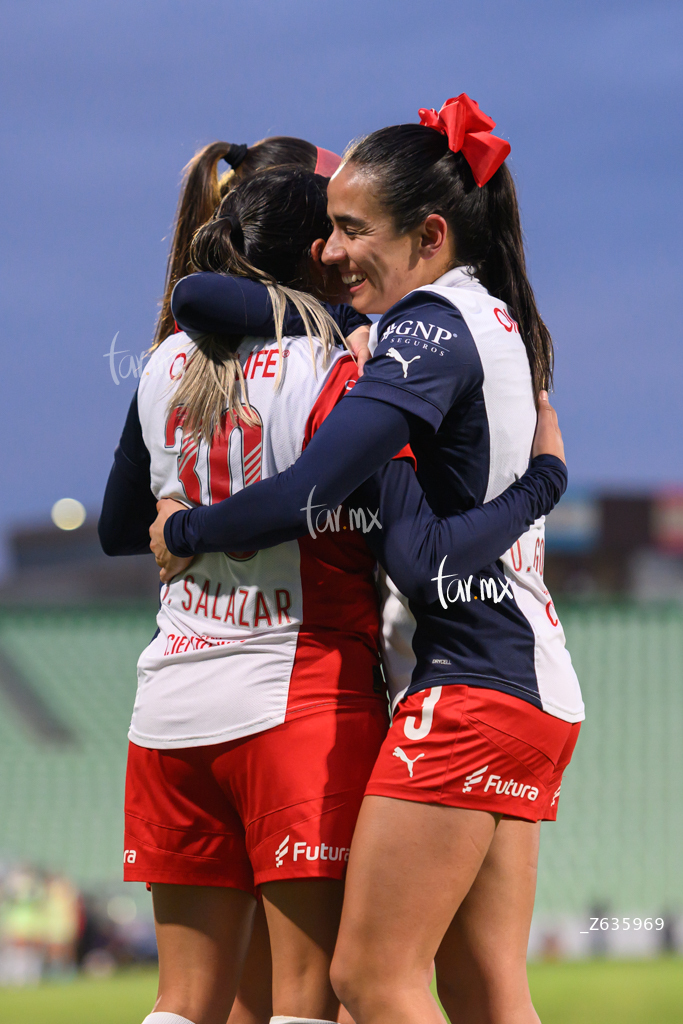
[130,333,380,749]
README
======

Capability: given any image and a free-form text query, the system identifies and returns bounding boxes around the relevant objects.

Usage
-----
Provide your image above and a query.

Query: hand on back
[532,391,565,464]
[346,325,372,376]
[150,498,194,583]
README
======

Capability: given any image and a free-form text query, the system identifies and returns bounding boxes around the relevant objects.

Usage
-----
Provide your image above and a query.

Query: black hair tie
[224,143,248,169]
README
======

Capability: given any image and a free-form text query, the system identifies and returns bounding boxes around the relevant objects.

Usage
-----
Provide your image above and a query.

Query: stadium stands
[537,602,683,916]
[0,602,681,924]
[0,608,156,885]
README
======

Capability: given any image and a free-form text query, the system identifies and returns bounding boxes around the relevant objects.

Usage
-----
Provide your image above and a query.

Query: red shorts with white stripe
[124,700,388,892]
[365,685,580,823]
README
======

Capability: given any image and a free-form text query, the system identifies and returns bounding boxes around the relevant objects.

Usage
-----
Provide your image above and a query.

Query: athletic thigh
[226,704,385,1021]
[435,819,541,1024]
[335,795,497,978]
[152,883,256,1024]
[262,878,345,1021]
[227,898,273,1024]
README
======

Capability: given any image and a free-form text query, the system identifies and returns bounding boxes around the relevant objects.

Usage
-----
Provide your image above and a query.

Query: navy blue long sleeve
[165,397,411,554]
[350,454,566,605]
[172,272,370,340]
[98,391,157,556]
[165,388,567,599]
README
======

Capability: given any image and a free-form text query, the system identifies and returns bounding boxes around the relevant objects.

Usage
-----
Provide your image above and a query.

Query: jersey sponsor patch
[276,838,351,866]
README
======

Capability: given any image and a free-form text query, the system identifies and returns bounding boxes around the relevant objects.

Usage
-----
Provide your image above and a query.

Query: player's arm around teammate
[106,136,380,1024]
[108,167,387,1024]
[324,103,576,1024]
[150,97,583,1024]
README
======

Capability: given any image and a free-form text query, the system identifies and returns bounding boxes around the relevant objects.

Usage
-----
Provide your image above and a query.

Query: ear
[307,237,344,302]
[310,238,326,264]
[418,214,451,262]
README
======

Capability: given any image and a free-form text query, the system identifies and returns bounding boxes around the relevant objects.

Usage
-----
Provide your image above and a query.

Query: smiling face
[322,162,456,314]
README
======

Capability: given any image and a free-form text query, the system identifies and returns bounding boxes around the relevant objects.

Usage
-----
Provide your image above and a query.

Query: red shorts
[365,685,580,822]
[124,701,388,892]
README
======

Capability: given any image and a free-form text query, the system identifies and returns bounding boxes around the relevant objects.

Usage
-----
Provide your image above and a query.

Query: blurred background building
[545,488,683,600]
[0,523,158,607]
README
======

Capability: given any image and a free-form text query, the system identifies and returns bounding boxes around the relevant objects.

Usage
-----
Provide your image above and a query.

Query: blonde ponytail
[153,142,237,350]
[170,280,343,446]
[153,136,321,351]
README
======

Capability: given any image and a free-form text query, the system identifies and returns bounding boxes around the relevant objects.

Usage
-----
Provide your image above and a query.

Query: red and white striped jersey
[130,333,381,749]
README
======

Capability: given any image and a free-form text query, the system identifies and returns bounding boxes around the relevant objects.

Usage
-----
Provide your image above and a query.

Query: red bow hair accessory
[315,147,342,177]
[418,94,510,187]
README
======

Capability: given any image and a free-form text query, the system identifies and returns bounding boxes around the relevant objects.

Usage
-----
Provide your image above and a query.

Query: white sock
[142,1014,197,1024]
[270,1018,338,1024]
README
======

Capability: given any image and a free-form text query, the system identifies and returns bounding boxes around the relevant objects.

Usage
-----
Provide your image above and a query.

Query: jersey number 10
[165,406,264,506]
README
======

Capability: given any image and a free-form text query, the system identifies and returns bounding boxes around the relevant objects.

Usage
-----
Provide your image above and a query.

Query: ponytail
[154,141,235,349]
[477,163,553,394]
[345,125,553,394]
[170,167,342,444]
[153,136,321,350]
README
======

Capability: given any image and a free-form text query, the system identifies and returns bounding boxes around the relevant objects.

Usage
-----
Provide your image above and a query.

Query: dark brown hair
[344,124,553,394]
[154,136,318,348]
[171,167,340,443]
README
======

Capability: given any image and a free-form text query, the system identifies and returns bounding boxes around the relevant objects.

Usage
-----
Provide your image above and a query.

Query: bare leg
[331,795,497,1024]
[435,819,541,1024]
[262,879,345,1021]
[228,899,273,1024]
[151,883,256,1024]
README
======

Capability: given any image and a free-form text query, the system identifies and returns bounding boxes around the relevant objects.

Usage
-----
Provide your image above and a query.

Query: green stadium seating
[0,608,156,886]
[0,603,681,918]
[536,602,683,915]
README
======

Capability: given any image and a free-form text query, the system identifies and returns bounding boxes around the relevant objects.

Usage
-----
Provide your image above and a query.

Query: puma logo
[386,347,421,378]
[393,746,425,778]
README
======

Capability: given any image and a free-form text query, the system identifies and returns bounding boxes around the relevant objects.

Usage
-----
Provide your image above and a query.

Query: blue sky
[1,0,681,563]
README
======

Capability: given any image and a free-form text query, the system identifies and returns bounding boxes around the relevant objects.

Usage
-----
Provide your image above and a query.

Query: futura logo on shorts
[462,765,488,793]
[461,765,539,802]
[275,836,350,867]
[275,835,289,868]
